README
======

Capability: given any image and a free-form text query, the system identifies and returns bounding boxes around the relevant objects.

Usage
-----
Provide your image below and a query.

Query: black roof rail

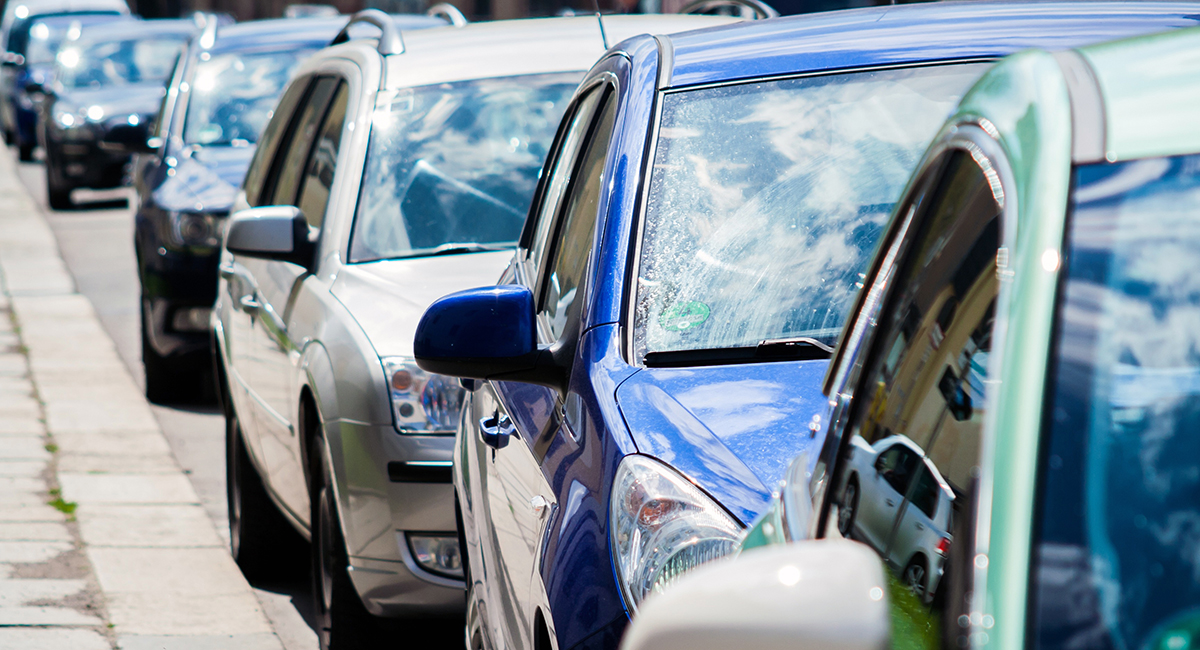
[427,3,468,27]
[331,8,405,55]
[679,0,778,19]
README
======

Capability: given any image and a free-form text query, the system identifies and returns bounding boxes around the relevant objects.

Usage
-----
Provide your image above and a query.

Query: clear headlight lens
[610,454,742,611]
[381,357,464,434]
[168,211,224,247]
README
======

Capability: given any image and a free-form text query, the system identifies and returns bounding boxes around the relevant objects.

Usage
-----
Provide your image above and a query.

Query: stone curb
[0,150,284,650]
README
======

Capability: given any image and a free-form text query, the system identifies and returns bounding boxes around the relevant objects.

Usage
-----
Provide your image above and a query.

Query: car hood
[615,360,829,525]
[151,145,255,214]
[55,83,163,121]
[330,251,513,358]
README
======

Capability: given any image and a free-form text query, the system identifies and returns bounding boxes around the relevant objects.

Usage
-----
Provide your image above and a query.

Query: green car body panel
[740,25,1200,650]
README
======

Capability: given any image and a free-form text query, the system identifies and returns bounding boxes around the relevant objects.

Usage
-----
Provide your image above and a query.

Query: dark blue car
[412,3,1200,650]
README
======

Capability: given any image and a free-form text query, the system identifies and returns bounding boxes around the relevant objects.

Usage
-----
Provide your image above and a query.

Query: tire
[837,477,859,538]
[226,407,301,582]
[311,435,384,650]
[17,141,34,162]
[45,159,74,210]
[903,557,929,601]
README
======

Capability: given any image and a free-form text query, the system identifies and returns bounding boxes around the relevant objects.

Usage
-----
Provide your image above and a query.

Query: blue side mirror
[414,285,539,380]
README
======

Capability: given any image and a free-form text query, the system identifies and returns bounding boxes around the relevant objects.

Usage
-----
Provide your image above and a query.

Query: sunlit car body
[409,4,1200,650]
[3,10,127,160]
[211,11,725,648]
[729,18,1200,650]
[39,18,195,208]
[129,14,443,404]
[0,0,128,148]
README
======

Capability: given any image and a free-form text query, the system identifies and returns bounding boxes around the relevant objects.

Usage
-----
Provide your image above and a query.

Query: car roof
[380,14,736,89]
[209,14,446,55]
[1080,25,1200,161]
[664,0,1200,88]
[78,17,196,42]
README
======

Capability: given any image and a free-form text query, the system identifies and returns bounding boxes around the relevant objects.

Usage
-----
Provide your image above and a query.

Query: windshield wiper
[420,242,515,257]
[643,337,833,368]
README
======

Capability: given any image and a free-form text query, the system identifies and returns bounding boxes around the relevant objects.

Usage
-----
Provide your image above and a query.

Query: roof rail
[426,3,468,27]
[331,8,405,55]
[679,0,778,19]
[197,12,220,48]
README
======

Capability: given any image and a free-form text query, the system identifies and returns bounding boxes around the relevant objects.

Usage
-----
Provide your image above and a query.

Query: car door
[480,81,616,650]
[245,75,349,520]
[857,443,914,552]
[823,140,1007,649]
[221,73,313,467]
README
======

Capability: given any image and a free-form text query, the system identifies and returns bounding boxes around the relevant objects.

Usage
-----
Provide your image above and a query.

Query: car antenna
[592,0,610,49]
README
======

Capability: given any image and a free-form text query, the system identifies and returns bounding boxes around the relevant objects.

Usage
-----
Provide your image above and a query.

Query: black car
[2,11,129,160]
[40,17,197,209]
[118,13,447,404]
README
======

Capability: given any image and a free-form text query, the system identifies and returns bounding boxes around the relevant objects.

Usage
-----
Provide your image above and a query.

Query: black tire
[837,477,860,538]
[226,407,301,581]
[17,141,34,162]
[311,435,384,650]
[903,557,929,601]
[45,158,74,210]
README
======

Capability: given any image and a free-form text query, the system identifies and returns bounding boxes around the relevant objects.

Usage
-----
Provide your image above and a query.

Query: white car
[211,9,730,648]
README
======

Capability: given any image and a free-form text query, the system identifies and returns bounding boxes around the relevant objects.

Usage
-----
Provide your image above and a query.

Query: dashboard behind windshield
[348,73,580,263]
[633,63,988,360]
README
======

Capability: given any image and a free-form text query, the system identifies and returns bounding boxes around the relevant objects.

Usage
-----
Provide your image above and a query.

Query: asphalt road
[11,154,319,650]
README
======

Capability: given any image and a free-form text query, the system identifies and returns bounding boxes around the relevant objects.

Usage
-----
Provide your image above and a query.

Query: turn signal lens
[391,369,413,391]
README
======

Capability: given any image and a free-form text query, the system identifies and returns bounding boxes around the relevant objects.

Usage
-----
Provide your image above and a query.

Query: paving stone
[57,453,179,475]
[0,417,43,435]
[0,356,26,377]
[0,504,65,522]
[0,578,86,605]
[117,633,283,650]
[105,592,273,636]
[52,431,172,458]
[0,477,46,495]
[76,506,221,548]
[0,436,49,461]
[0,627,111,650]
[0,461,45,477]
[0,605,103,626]
[0,522,72,541]
[88,548,250,596]
[0,541,73,563]
[60,475,199,506]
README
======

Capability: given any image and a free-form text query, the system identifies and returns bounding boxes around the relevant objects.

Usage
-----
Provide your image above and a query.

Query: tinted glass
[183,48,316,146]
[267,77,338,208]
[23,15,121,65]
[634,64,987,359]
[242,78,308,208]
[59,36,186,88]
[1033,154,1200,650]
[826,149,1002,650]
[296,82,348,229]
[541,91,616,341]
[349,73,579,263]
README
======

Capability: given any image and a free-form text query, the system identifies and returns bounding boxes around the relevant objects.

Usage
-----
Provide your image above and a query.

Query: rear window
[1034,154,1200,650]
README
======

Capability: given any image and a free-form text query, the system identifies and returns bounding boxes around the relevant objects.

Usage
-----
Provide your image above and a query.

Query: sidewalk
[0,153,284,649]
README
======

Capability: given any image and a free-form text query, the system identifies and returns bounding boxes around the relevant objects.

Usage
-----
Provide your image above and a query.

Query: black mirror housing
[225,206,316,270]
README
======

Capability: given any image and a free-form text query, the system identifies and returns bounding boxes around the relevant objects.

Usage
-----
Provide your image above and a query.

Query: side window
[295,82,348,229]
[525,86,606,280]
[825,148,1004,650]
[262,76,339,209]
[537,89,616,343]
[243,75,311,208]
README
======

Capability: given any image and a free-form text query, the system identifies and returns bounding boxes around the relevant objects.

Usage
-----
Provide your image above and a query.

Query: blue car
[412,3,1200,650]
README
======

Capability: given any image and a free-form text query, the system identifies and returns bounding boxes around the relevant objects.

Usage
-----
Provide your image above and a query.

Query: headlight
[610,455,742,611]
[381,357,464,434]
[54,109,78,128]
[168,211,223,247]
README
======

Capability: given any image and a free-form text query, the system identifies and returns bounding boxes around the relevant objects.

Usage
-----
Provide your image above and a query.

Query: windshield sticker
[659,301,710,332]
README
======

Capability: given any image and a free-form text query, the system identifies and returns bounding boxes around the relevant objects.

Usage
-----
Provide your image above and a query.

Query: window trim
[621,58,998,369]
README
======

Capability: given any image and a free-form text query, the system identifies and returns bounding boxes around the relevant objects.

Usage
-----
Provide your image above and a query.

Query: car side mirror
[98,123,155,155]
[621,540,891,650]
[225,206,316,270]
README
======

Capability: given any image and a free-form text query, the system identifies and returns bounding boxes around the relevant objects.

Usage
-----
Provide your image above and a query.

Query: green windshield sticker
[659,301,710,332]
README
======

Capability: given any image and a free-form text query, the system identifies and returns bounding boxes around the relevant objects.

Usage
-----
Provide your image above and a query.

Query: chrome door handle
[479,413,514,450]
[530,495,550,518]
[218,263,237,279]
[915,523,924,531]
[239,295,261,311]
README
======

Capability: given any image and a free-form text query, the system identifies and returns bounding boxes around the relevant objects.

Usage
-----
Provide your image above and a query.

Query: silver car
[211,9,728,648]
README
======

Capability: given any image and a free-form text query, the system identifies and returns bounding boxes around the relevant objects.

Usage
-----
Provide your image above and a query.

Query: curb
[0,150,285,650]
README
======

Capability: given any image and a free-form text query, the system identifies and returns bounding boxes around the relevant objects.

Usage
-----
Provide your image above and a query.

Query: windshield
[1034,154,1200,650]
[349,73,580,263]
[59,36,186,88]
[183,48,316,147]
[18,14,120,65]
[633,63,988,359]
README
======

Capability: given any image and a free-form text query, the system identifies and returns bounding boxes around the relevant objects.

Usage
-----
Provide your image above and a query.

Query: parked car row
[11,1,1200,650]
